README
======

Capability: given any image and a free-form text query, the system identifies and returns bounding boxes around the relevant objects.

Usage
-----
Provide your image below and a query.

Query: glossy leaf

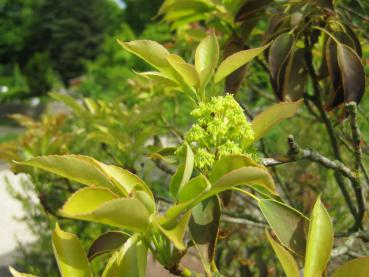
[325,38,344,110]
[88,231,130,261]
[169,143,194,198]
[156,210,192,250]
[164,175,211,223]
[117,40,169,70]
[214,44,270,83]
[100,163,154,201]
[52,224,92,277]
[343,24,362,57]
[189,196,221,274]
[167,54,200,88]
[223,36,247,93]
[103,235,147,277]
[251,100,303,142]
[60,188,150,232]
[135,71,178,87]
[165,165,274,223]
[9,267,37,277]
[195,30,219,89]
[209,154,262,183]
[259,199,309,257]
[18,155,120,194]
[268,33,294,98]
[332,256,369,277]
[282,48,307,101]
[304,197,333,277]
[211,166,275,194]
[265,230,299,277]
[337,44,365,104]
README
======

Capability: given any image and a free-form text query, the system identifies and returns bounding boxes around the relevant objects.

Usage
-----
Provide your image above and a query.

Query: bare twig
[346,102,366,231]
[222,215,267,228]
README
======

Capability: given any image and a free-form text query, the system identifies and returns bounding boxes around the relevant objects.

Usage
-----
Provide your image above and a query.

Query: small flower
[183,94,256,171]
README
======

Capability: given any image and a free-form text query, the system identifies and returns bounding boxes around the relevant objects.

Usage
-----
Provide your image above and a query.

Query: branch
[153,159,176,175]
[262,135,356,180]
[221,215,267,229]
[346,102,366,231]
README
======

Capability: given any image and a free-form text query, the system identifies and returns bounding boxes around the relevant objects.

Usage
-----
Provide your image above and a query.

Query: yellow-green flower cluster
[185,94,255,171]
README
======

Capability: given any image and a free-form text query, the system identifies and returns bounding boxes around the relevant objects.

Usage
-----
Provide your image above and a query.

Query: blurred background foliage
[0,0,368,276]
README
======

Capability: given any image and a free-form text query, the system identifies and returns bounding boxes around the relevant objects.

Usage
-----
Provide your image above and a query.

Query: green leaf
[304,197,333,277]
[282,48,307,101]
[103,234,147,277]
[167,54,200,88]
[189,196,221,275]
[332,256,369,277]
[251,100,303,142]
[134,71,178,87]
[265,230,300,277]
[100,163,154,202]
[214,43,270,83]
[209,154,262,184]
[88,231,130,261]
[259,199,309,257]
[117,40,169,70]
[9,267,38,277]
[337,44,365,104]
[17,155,121,195]
[60,188,150,232]
[195,30,219,89]
[211,166,275,194]
[155,210,192,250]
[165,166,274,223]
[169,143,194,198]
[52,224,92,277]
[164,175,211,223]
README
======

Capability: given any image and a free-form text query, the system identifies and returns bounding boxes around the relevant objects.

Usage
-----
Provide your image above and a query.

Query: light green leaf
[211,166,275,194]
[164,175,211,223]
[165,166,274,223]
[156,210,192,250]
[332,256,369,277]
[60,188,150,232]
[265,230,300,277]
[169,143,194,198]
[117,40,169,70]
[135,71,178,86]
[88,231,130,261]
[100,163,154,201]
[195,30,219,89]
[52,224,92,277]
[304,197,333,277]
[250,99,303,142]
[209,154,263,183]
[167,54,200,88]
[259,199,309,257]
[214,43,270,83]
[103,235,147,277]
[17,155,120,195]
[9,267,38,277]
